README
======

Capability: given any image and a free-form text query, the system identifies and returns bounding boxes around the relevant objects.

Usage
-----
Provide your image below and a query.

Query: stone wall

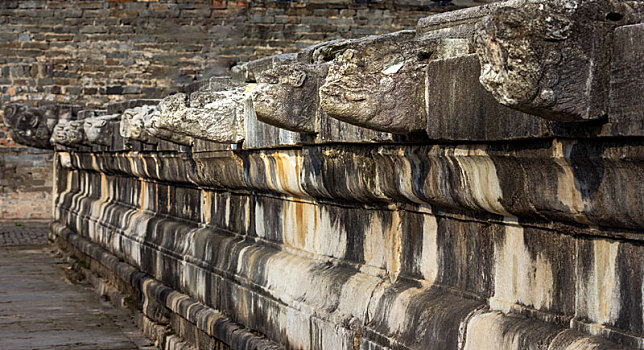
[0,0,486,220]
[0,0,480,109]
[0,125,52,220]
[6,0,644,349]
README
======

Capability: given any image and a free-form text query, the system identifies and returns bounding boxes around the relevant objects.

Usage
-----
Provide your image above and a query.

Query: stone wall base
[52,222,281,350]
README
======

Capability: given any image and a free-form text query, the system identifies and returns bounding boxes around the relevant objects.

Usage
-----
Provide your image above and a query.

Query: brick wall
[0,133,53,220]
[0,0,487,109]
[0,0,493,219]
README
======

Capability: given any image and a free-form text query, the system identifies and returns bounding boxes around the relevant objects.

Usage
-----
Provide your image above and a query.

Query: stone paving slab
[0,221,49,246]
[0,245,155,350]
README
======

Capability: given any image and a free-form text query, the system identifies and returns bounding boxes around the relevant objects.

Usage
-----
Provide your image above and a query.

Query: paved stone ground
[0,221,155,350]
[0,221,49,246]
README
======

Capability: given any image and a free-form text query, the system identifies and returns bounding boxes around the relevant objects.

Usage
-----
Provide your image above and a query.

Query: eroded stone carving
[2,104,59,149]
[120,105,158,145]
[474,0,627,121]
[50,120,86,147]
[252,63,327,133]
[144,99,193,146]
[319,31,428,134]
[151,88,248,145]
[84,114,120,146]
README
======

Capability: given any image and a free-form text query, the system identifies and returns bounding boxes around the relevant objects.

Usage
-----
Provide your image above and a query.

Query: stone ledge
[56,137,644,234]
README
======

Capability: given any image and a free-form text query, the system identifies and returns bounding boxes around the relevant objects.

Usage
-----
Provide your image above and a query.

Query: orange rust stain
[140,181,146,210]
[387,211,402,281]
[273,152,292,194]
[294,201,306,249]
[294,152,300,178]
[272,151,302,196]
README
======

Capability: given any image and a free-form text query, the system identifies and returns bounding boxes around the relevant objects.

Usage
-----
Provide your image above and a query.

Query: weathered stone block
[77,109,106,119]
[365,282,485,350]
[319,31,428,134]
[425,54,552,141]
[474,0,642,122]
[230,53,297,84]
[150,88,249,145]
[107,99,160,115]
[84,114,120,146]
[316,109,396,143]
[608,23,644,136]
[242,105,311,149]
[575,238,643,348]
[490,225,576,319]
[399,210,495,296]
[252,63,327,133]
[463,311,564,350]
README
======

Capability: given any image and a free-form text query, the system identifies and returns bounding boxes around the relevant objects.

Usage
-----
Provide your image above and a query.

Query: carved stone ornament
[252,63,326,133]
[473,0,630,121]
[120,105,158,145]
[84,114,120,146]
[152,88,248,145]
[3,103,59,149]
[50,120,87,147]
[144,95,193,146]
[319,31,427,134]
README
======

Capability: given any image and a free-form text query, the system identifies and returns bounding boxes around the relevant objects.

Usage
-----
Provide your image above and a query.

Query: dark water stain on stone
[614,240,643,334]
[435,214,494,297]
[521,226,576,315]
[569,142,605,200]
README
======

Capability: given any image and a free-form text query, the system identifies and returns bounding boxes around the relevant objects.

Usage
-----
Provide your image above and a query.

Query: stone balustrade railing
[4,1,643,349]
